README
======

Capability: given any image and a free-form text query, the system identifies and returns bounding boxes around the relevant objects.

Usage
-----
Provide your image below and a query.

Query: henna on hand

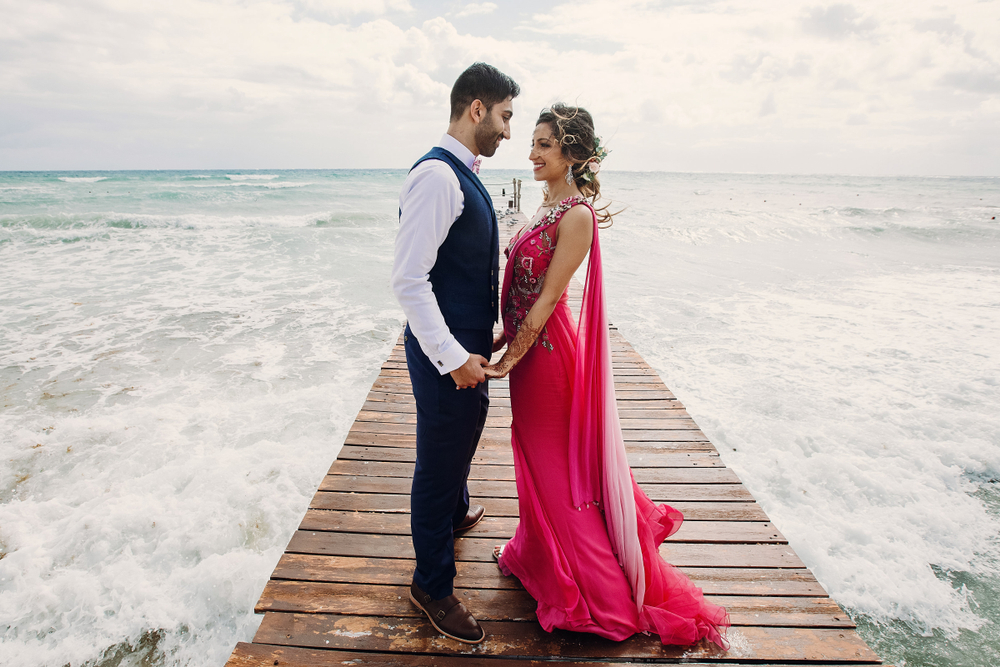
[486,320,543,378]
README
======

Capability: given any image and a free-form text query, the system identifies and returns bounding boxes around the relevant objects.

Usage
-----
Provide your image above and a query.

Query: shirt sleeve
[391,160,470,375]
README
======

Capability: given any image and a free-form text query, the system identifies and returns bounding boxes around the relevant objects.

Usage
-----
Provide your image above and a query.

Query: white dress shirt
[391,133,478,375]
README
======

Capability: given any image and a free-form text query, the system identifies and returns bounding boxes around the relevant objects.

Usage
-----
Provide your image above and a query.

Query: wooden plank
[328,460,508,479]
[683,567,830,597]
[318,475,754,501]
[335,444,723,468]
[360,400,691,419]
[251,613,880,662]
[308,492,411,513]
[254,581,852,628]
[627,449,721,466]
[364,392,514,408]
[343,431,715,447]
[612,399,686,410]
[297,511,786,543]
[345,421,708,437]
[271,554,828,597]
[336,443,515,463]
[310,492,518,515]
[613,429,711,442]
[710,595,853,628]
[255,581,536,621]
[309,492,769,521]
[285,531,806,567]
[365,388,681,404]
[271,554,527,590]
[385,344,643,357]
[326,460,739,482]
[370,378,675,394]
[379,363,663,378]
[354,410,701,429]
[362,399,516,416]
[659,543,806,568]
[227,643,869,667]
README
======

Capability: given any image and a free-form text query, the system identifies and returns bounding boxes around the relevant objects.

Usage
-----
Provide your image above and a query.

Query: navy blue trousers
[405,323,491,599]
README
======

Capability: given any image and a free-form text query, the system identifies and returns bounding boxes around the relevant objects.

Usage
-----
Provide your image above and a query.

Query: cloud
[510,0,1000,174]
[939,70,1000,94]
[913,16,963,36]
[454,3,498,18]
[0,1,449,168]
[802,4,877,39]
[0,0,997,174]
[294,0,413,19]
[760,91,777,117]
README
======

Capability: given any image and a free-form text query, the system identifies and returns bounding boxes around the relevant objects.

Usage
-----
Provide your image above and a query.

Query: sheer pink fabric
[497,198,729,648]
[567,197,645,613]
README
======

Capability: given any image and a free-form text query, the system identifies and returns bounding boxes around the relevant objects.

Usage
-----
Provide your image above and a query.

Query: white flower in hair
[579,137,608,184]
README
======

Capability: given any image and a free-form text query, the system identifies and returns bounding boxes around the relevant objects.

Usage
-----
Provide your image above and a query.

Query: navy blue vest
[408,147,499,331]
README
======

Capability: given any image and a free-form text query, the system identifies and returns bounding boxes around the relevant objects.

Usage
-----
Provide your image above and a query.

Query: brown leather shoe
[409,582,486,644]
[453,504,485,533]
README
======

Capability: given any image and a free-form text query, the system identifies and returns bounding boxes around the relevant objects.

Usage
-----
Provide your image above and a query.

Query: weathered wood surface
[229,642,867,667]
[226,216,884,666]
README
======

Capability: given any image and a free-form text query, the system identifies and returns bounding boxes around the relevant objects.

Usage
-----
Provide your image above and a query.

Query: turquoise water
[1,169,998,666]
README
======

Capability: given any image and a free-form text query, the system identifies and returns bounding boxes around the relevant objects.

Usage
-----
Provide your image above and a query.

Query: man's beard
[475,114,502,158]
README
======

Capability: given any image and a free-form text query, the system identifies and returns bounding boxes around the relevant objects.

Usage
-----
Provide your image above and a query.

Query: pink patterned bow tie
[472,156,482,174]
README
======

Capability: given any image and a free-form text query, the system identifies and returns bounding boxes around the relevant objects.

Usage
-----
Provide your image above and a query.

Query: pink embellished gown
[496,197,729,648]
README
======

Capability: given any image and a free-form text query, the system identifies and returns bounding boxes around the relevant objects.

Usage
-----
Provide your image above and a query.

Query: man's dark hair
[450,62,520,121]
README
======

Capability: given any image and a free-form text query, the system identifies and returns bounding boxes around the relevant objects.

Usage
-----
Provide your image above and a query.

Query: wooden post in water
[510,177,523,212]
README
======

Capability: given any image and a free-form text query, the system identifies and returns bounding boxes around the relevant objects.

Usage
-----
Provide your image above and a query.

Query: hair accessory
[578,136,609,185]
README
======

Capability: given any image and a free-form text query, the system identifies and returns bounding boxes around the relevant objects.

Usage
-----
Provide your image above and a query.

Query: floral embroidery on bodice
[503,196,587,352]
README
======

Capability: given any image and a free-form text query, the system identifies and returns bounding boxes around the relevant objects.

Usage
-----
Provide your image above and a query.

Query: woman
[483,105,729,648]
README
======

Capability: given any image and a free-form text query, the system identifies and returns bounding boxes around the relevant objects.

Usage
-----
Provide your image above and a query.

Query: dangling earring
[565,165,574,185]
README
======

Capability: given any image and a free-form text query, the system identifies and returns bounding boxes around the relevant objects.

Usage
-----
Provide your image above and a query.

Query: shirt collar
[438,133,477,171]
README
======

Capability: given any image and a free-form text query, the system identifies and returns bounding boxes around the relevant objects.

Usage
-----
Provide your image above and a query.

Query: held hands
[483,321,543,379]
[450,353,489,390]
[484,332,510,378]
[448,332,516,386]
[482,361,509,379]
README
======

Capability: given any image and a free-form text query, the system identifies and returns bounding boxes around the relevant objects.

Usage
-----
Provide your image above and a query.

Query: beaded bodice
[502,196,586,352]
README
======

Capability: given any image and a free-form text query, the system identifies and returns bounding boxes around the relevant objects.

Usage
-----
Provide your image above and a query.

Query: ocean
[0,169,997,666]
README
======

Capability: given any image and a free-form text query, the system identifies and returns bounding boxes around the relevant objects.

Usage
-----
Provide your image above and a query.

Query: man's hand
[450,353,489,389]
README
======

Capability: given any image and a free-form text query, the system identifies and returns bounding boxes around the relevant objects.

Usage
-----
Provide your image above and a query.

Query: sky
[1,0,998,175]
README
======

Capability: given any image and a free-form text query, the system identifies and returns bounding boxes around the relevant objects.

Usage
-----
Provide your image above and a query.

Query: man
[391,62,519,644]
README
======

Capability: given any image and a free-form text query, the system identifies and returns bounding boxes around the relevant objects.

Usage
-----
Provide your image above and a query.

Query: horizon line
[1,168,997,179]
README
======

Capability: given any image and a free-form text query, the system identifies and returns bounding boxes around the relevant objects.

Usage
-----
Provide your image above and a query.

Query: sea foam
[595,171,1000,666]
[1,169,997,667]
[0,170,405,665]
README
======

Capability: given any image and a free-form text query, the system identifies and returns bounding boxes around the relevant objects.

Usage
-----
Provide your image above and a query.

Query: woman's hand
[492,332,507,353]
[483,362,509,379]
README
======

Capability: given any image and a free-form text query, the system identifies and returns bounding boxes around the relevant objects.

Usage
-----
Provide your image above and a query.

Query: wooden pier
[226,217,885,667]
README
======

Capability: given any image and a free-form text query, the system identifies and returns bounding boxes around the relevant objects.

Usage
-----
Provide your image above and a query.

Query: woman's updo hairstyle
[536,103,615,226]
